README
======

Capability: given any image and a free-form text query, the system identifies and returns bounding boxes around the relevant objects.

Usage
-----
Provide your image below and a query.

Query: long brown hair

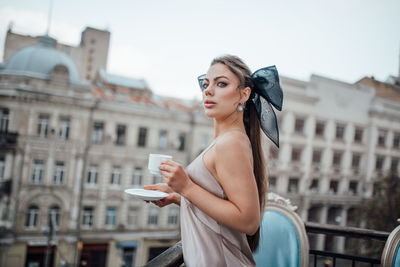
[211,55,267,252]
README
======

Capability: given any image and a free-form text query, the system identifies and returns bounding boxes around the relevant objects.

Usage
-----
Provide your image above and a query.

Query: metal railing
[306,222,389,267]
[144,222,390,267]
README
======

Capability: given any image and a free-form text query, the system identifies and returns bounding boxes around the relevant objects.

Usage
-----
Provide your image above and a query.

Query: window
[123,247,137,267]
[332,151,342,167]
[168,207,179,226]
[354,127,363,143]
[110,166,121,185]
[92,122,104,144]
[309,179,319,192]
[291,148,302,162]
[294,118,305,134]
[59,117,70,140]
[31,160,44,184]
[393,133,400,149]
[158,130,168,149]
[116,124,126,145]
[25,205,39,228]
[0,157,5,181]
[48,205,60,227]
[87,165,98,185]
[128,208,139,226]
[288,178,299,193]
[335,124,345,139]
[312,150,322,164]
[148,207,159,225]
[0,108,9,132]
[327,207,342,225]
[347,208,358,227]
[269,176,277,190]
[178,133,186,151]
[351,153,361,169]
[315,121,325,137]
[349,181,358,195]
[82,206,94,226]
[329,180,339,194]
[375,155,384,170]
[137,127,147,147]
[307,206,321,223]
[105,207,117,227]
[132,167,142,186]
[391,158,399,173]
[53,161,65,185]
[377,130,387,146]
[37,114,50,138]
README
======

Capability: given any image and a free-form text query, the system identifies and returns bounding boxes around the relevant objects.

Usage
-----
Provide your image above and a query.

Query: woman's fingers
[161,159,174,166]
[144,184,157,190]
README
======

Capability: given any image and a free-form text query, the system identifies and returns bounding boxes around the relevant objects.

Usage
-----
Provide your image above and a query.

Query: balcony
[144,222,391,267]
[0,180,12,196]
[0,131,18,149]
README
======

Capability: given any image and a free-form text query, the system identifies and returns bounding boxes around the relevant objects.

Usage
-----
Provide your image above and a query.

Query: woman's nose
[204,85,213,96]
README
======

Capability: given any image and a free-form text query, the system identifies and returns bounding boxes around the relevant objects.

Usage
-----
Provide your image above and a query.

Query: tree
[355,172,400,257]
[361,172,400,232]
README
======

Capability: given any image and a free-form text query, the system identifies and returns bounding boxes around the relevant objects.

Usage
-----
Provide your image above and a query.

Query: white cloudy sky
[0,0,399,100]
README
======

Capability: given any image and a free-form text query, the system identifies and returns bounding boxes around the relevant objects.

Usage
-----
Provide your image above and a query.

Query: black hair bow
[197,65,283,147]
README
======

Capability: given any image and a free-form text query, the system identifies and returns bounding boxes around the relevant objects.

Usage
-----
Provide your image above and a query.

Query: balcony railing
[306,222,389,267]
[0,180,12,195]
[144,222,390,267]
[0,131,18,148]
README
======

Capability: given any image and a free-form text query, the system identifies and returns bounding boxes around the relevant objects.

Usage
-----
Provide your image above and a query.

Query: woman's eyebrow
[214,75,229,80]
[204,75,229,81]
[204,75,229,82]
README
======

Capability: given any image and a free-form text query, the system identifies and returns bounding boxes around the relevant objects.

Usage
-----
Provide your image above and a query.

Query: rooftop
[356,76,400,102]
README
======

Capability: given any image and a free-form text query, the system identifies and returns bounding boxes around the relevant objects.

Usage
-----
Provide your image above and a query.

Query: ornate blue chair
[381,224,400,267]
[253,193,309,267]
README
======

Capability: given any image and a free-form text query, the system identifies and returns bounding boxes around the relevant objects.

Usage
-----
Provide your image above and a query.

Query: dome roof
[2,36,80,83]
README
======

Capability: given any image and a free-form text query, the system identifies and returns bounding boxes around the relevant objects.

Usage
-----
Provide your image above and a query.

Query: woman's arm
[160,132,260,235]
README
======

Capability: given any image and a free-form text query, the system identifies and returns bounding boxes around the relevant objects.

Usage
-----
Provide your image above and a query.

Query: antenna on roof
[46,0,54,36]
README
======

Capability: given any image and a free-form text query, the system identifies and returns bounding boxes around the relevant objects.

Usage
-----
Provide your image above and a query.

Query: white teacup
[148,154,173,175]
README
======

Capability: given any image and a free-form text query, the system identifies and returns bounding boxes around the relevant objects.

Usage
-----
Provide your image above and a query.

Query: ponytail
[211,55,267,252]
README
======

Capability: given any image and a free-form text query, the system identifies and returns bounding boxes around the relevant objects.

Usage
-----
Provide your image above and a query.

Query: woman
[145,55,283,266]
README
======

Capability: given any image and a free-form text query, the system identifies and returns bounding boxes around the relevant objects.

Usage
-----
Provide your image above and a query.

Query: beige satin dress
[180,142,256,267]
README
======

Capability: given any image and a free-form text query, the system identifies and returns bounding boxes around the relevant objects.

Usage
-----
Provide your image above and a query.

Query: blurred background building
[0,25,399,267]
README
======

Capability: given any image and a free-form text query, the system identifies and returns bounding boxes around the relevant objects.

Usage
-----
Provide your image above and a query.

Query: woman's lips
[204,100,216,108]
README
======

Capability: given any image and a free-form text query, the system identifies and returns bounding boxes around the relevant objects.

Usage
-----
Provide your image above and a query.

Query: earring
[237,103,244,112]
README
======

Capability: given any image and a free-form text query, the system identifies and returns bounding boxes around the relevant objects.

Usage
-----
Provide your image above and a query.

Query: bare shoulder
[215,131,252,157]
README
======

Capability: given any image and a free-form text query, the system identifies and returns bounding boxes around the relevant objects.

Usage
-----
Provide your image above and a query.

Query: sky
[0,0,399,100]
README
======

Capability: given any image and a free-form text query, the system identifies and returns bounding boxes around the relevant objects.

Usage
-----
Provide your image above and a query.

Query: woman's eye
[217,82,227,87]
[201,83,209,90]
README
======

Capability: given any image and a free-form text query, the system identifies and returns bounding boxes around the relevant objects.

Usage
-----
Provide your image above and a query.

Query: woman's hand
[159,160,193,195]
[144,183,181,207]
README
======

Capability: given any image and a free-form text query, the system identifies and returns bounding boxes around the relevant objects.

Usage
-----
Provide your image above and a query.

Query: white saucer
[124,188,169,201]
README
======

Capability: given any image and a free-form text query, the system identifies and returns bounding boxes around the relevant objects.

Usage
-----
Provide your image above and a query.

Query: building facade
[0,26,399,266]
[266,73,400,252]
[0,31,213,267]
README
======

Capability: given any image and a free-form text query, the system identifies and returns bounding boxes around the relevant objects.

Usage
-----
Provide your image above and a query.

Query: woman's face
[201,63,242,119]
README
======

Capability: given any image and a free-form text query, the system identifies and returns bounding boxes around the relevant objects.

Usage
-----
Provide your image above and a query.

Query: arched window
[25,205,39,228]
[48,205,60,227]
